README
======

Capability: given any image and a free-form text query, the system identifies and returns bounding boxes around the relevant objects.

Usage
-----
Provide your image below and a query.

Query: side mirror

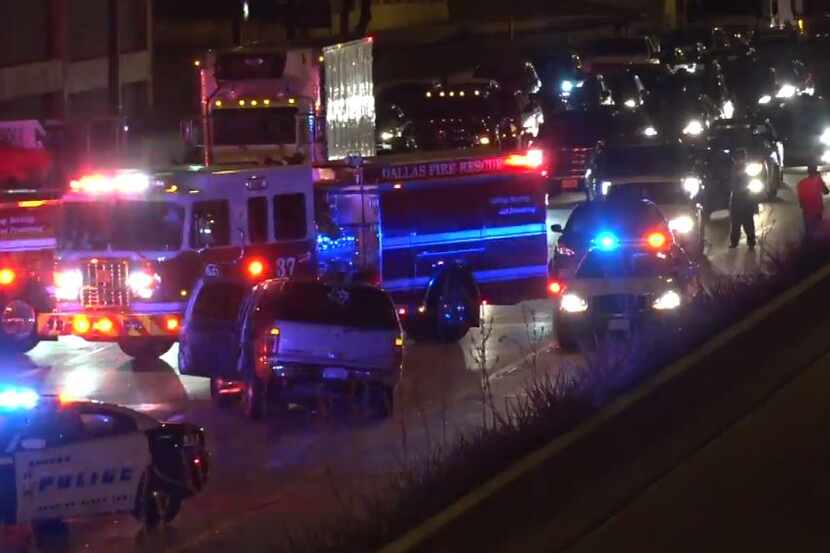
[21,438,46,450]
[551,224,564,233]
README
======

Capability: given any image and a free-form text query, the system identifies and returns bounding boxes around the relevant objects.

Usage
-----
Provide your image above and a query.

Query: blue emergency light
[0,386,39,410]
[594,231,620,251]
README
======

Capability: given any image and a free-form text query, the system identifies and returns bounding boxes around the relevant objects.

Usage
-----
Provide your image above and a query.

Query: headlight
[669,215,695,234]
[745,162,763,177]
[478,135,491,145]
[643,126,658,137]
[127,270,160,300]
[722,100,735,119]
[776,84,796,98]
[560,293,588,313]
[623,98,637,109]
[758,94,772,105]
[682,120,704,136]
[380,131,395,142]
[54,269,83,301]
[820,128,830,146]
[601,180,613,195]
[653,290,682,310]
[561,80,574,93]
[747,178,765,194]
[682,176,701,197]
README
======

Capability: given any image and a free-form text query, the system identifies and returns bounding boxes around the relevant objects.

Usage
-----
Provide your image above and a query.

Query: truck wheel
[118,339,174,361]
[0,299,39,354]
[242,374,268,420]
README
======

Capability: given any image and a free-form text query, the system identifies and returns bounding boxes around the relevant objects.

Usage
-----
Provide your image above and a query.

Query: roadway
[0,170,814,552]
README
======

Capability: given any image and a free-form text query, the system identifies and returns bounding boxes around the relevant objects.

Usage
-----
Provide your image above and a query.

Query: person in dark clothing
[729,152,757,249]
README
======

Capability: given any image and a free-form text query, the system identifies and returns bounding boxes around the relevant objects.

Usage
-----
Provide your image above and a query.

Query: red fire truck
[36,147,547,358]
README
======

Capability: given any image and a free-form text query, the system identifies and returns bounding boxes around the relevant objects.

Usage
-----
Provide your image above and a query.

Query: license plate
[323,367,349,380]
[562,178,579,189]
[608,319,630,332]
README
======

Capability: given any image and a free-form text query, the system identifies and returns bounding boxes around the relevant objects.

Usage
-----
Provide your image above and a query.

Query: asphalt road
[0,170,816,553]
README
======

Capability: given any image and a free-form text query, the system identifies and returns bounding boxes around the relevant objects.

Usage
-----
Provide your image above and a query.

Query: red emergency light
[504,149,544,170]
[69,171,150,194]
[548,280,565,296]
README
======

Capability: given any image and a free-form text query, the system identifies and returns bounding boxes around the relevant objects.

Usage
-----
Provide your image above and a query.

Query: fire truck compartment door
[14,432,150,523]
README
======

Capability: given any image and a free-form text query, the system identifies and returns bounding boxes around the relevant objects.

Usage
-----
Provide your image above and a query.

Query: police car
[551,230,697,351]
[0,388,208,533]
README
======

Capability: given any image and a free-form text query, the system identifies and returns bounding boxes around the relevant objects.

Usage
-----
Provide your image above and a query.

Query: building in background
[0,0,152,122]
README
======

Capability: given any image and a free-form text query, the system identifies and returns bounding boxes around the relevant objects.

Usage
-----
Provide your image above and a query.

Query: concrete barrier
[378,260,830,553]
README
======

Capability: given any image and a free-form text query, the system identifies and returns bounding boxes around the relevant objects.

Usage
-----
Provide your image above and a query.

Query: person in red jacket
[797,165,829,240]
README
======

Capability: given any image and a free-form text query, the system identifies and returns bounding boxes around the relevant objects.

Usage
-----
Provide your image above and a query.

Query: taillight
[646,231,668,250]
[247,259,266,278]
[0,268,15,286]
[165,316,180,332]
[548,280,565,296]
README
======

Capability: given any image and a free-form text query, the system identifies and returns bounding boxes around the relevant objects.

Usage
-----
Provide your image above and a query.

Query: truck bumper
[37,312,181,340]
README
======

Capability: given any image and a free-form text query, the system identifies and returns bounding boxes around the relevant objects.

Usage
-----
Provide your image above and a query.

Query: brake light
[72,315,91,334]
[548,280,565,296]
[505,149,544,170]
[0,268,15,286]
[247,259,265,278]
[646,231,668,249]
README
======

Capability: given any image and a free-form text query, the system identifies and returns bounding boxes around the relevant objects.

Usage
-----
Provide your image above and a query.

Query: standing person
[797,164,829,240]
[729,156,757,250]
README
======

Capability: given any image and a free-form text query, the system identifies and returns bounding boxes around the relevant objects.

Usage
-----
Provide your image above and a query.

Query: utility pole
[107,0,121,116]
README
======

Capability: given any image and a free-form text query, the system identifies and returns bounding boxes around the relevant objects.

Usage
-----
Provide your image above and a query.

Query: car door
[13,408,151,523]
[180,278,248,379]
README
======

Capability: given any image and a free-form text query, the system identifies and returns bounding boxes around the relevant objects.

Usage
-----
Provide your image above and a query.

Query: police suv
[0,388,208,533]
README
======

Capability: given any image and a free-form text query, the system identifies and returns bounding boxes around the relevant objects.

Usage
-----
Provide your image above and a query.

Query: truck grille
[557,147,592,178]
[592,294,649,315]
[82,260,130,309]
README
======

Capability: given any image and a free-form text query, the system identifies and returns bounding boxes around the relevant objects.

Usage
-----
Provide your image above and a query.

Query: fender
[422,261,481,327]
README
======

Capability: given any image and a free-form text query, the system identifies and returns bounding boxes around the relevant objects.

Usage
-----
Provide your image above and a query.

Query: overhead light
[682,119,704,136]
[624,98,637,108]
[776,83,796,98]
[758,94,772,104]
[643,126,658,137]
[682,176,701,197]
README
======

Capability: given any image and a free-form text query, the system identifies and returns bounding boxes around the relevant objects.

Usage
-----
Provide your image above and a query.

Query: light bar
[0,386,39,410]
[70,171,150,194]
[504,149,544,170]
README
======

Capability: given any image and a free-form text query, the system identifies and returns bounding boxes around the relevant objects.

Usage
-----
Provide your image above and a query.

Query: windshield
[608,182,691,205]
[212,108,297,146]
[564,202,665,239]
[260,282,398,330]
[59,201,185,251]
[577,250,673,278]
[598,146,690,177]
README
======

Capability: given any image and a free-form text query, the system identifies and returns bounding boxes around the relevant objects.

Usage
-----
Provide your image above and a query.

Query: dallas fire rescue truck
[36,147,546,358]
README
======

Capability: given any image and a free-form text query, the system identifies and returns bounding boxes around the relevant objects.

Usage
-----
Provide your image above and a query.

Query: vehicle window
[565,203,665,237]
[78,411,136,439]
[60,201,184,252]
[578,250,673,278]
[193,282,247,321]
[273,193,307,240]
[608,182,691,205]
[259,282,397,330]
[21,411,84,446]
[192,200,230,249]
[247,197,268,244]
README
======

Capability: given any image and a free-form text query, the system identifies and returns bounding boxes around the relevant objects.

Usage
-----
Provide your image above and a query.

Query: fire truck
[36,147,546,357]
[186,45,324,166]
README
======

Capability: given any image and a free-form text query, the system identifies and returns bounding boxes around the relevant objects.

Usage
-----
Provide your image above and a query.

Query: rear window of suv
[258,283,397,330]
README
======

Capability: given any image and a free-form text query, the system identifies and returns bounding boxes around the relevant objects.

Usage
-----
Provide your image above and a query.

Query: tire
[144,486,182,529]
[210,377,236,408]
[118,339,175,361]
[557,326,579,353]
[0,299,39,354]
[242,373,268,420]
[434,277,474,343]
